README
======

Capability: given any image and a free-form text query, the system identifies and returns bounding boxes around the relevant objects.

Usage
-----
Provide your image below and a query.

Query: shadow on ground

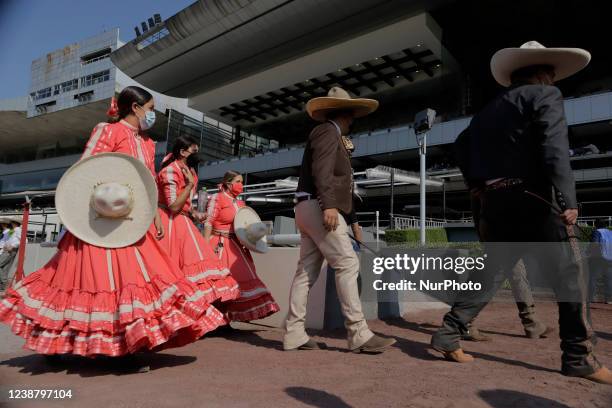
[285,386,352,408]
[478,389,571,408]
[0,353,196,377]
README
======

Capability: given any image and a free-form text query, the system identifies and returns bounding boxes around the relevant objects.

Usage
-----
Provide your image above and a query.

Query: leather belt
[158,205,191,217]
[471,178,524,197]
[212,229,235,237]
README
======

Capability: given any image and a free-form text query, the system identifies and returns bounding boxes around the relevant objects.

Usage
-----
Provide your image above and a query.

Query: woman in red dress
[204,171,279,321]
[156,135,239,307]
[0,86,225,358]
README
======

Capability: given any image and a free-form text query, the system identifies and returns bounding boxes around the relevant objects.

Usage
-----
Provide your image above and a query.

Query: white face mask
[139,110,156,130]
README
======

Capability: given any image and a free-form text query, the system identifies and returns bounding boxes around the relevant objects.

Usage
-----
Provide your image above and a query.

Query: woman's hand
[182,167,195,187]
[154,213,165,240]
[192,210,207,223]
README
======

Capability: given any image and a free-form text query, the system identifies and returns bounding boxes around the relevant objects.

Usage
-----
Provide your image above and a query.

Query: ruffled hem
[182,262,240,303]
[225,294,280,322]
[2,272,217,333]
[2,304,225,356]
[0,273,227,355]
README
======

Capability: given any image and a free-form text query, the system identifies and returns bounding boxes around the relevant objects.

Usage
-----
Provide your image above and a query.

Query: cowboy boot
[461,324,492,342]
[352,334,396,353]
[518,303,553,338]
[285,338,323,351]
[431,346,475,363]
[583,367,612,385]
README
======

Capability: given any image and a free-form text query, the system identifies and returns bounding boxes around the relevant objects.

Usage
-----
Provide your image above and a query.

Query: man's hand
[352,223,363,245]
[560,208,578,225]
[323,208,339,231]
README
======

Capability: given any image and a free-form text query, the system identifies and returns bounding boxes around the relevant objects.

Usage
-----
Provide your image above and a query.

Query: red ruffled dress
[0,120,226,356]
[156,159,239,305]
[205,191,279,321]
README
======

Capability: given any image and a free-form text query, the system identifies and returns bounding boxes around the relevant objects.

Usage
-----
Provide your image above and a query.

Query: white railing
[576,217,612,227]
[392,215,610,229]
[391,215,474,230]
[392,216,445,230]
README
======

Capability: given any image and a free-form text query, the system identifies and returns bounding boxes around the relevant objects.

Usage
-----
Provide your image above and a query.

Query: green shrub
[383,228,448,243]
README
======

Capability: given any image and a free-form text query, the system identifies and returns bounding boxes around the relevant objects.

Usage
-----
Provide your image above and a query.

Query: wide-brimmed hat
[234,207,268,254]
[55,153,158,248]
[306,87,379,122]
[2,215,22,225]
[490,41,591,87]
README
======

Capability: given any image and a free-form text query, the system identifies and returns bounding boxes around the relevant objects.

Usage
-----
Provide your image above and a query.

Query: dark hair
[108,86,153,123]
[595,219,607,229]
[221,170,241,189]
[161,135,199,169]
[510,64,554,85]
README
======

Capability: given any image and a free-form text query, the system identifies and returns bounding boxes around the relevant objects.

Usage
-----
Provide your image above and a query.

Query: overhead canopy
[111,0,456,127]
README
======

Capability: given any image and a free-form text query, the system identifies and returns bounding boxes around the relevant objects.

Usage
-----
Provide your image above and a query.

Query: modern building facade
[2,1,610,228]
[0,28,277,206]
[110,0,612,224]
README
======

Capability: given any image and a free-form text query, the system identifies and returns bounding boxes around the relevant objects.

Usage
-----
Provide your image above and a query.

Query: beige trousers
[283,199,374,350]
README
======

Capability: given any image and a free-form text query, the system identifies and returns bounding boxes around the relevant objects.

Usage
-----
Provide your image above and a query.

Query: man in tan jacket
[283,87,396,353]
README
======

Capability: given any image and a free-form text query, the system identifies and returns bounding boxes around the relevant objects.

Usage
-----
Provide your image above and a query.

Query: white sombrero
[490,41,591,87]
[3,215,22,224]
[234,206,268,254]
[55,153,158,248]
[306,87,379,122]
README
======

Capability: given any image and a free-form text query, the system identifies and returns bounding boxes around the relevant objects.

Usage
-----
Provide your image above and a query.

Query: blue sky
[0,0,196,99]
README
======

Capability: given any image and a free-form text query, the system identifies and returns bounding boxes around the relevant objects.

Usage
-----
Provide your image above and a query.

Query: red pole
[13,199,30,283]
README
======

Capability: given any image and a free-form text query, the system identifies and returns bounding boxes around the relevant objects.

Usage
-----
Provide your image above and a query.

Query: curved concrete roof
[111,0,448,98]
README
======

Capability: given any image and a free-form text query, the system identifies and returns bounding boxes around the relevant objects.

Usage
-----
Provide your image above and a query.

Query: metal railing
[0,208,62,243]
[392,215,447,230]
[392,215,610,229]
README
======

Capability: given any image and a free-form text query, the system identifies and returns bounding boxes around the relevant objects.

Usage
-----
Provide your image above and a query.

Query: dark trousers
[432,183,600,376]
[469,195,545,336]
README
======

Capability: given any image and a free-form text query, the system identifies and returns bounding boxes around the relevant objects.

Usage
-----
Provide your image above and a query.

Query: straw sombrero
[306,87,378,122]
[490,41,591,87]
[4,215,22,224]
[234,207,268,254]
[55,152,158,248]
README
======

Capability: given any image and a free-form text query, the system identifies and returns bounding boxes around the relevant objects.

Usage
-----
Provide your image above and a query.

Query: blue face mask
[138,109,156,130]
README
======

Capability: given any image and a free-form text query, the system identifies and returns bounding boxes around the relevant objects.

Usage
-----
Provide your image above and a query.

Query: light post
[414,108,437,245]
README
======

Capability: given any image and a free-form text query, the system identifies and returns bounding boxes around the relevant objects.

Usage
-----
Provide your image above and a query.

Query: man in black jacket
[431,41,611,384]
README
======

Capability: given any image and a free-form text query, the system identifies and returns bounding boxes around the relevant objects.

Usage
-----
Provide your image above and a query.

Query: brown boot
[525,325,554,339]
[352,335,396,353]
[285,338,322,351]
[583,367,612,385]
[432,346,474,363]
[462,326,492,342]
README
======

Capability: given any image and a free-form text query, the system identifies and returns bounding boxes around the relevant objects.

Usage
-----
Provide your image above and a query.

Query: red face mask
[229,182,243,196]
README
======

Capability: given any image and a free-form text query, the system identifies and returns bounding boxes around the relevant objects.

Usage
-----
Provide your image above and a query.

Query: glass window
[60,79,78,93]
[33,87,52,100]
[80,69,110,87]
[81,48,111,66]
